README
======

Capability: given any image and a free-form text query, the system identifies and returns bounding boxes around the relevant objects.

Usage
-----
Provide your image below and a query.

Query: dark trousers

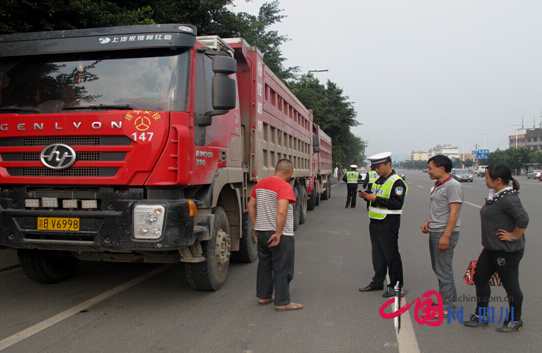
[256,230,295,306]
[369,220,404,288]
[346,183,358,207]
[473,247,524,321]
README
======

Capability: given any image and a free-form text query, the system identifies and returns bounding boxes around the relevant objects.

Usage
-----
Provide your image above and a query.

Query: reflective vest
[346,171,359,183]
[368,174,407,220]
[368,171,378,184]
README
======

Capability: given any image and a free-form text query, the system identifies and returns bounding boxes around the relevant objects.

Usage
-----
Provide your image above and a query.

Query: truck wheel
[185,207,231,291]
[231,211,257,263]
[321,179,331,200]
[321,182,328,200]
[299,186,307,225]
[293,186,301,231]
[314,182,320,207]
[307,184,316,211]
[17,249,79,284]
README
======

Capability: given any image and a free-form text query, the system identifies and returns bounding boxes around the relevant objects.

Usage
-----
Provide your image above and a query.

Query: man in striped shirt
[247,159,303,311]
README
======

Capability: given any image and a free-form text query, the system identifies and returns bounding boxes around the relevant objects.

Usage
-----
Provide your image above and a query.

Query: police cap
[367,152,392,166]
[350,164,358,169]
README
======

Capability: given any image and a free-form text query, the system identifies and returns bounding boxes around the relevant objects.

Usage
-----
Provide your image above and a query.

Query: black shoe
[382,287,407,298]
[495,319,523,332]
[351,206,356,208]
[463,314,489,328]
[345,205,349,208]
[359,284,384,292]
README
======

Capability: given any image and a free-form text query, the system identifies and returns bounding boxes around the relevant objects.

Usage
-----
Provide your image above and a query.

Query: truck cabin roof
[0,24,197,57]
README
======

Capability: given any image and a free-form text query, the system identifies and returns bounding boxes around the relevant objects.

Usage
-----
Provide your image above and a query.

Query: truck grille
[0,136,130,178]
[6,168,118,177]
[1,152,126,162]
[0,137,132,147]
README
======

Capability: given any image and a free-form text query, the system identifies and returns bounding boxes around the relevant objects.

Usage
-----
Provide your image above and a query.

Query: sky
[231,0,542,161]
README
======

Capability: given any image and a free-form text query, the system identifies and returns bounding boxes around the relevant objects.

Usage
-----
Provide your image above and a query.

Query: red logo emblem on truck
[122,110,164,145]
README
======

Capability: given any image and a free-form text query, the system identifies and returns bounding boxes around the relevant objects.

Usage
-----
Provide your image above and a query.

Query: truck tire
[17,249,79,284]
[321,179,331,200]
[299,185,307,225]
[293,186,301,231]
[307,184,316,211]
[185,207,231,291]
[231,211,257,263]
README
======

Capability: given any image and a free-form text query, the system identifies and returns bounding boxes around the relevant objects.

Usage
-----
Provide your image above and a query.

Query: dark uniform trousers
[346,183,358,207]
[369,216,404,288]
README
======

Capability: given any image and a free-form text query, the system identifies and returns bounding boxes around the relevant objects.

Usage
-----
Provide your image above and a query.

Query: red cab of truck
[0,24,325,290]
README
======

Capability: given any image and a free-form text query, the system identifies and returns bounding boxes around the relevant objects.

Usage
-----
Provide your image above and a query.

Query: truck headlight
[134,205,165,239]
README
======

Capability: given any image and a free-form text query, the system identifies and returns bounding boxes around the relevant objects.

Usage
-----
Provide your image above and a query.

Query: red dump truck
[0,24,330,290]
[307,125,333,210]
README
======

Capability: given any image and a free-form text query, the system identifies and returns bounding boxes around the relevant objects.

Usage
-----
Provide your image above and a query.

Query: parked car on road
[526,170,542,179]
[452,169,473,182]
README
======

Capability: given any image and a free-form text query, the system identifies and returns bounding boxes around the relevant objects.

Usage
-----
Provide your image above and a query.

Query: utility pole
[511,123,520,149]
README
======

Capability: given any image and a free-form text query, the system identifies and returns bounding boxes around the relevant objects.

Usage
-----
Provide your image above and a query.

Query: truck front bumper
[0,190,206,252]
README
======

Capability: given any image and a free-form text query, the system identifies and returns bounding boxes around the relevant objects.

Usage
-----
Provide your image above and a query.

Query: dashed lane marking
[0,264,172,351]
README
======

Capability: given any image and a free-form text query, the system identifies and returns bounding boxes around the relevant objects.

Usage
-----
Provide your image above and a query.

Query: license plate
[37,217,80,231]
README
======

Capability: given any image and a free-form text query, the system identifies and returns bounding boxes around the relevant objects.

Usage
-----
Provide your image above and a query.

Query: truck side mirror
[212,55,236,111]
[313,134,320,153]
[197,55,237,126]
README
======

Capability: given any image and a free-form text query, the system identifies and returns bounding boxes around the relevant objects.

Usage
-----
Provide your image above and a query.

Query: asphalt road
[1,171,541,352]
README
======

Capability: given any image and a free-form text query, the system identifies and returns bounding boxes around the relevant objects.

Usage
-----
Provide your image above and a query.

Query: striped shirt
[250,176,296,236]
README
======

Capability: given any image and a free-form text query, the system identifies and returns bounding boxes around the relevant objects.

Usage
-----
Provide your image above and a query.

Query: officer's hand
[359,190,376,201]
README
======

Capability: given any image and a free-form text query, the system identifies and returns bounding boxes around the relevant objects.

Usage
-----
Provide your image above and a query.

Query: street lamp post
[480,133,487,149]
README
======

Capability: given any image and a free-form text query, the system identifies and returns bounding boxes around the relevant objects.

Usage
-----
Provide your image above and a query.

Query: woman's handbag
[463,260,502,286]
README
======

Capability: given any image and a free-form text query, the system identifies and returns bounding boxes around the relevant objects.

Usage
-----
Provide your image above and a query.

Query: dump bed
[224,38,313,181]
[316,126,333,176]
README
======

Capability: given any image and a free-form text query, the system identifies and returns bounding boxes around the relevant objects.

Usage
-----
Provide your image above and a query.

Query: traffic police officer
[358,152,408,297]
[363,166,379,210]
[343,164,359,208]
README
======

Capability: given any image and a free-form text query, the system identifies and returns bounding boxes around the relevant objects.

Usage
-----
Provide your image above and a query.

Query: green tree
[0,0,154,33]
[527,150,542,167]
[288,73,365,168]
[486,147,532,174]
[0,0,295,82]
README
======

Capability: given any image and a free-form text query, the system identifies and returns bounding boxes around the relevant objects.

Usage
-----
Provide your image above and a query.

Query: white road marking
[397,300,421,353]
[417,185,424,188]
[0,264,172,351]
[464,201,482,209]
[385,277,420,353]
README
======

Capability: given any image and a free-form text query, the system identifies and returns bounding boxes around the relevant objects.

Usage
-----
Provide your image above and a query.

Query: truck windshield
[0,49,190,113]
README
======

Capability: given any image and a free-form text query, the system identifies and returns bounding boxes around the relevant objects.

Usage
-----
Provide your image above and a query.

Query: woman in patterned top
[464,164,529,332]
